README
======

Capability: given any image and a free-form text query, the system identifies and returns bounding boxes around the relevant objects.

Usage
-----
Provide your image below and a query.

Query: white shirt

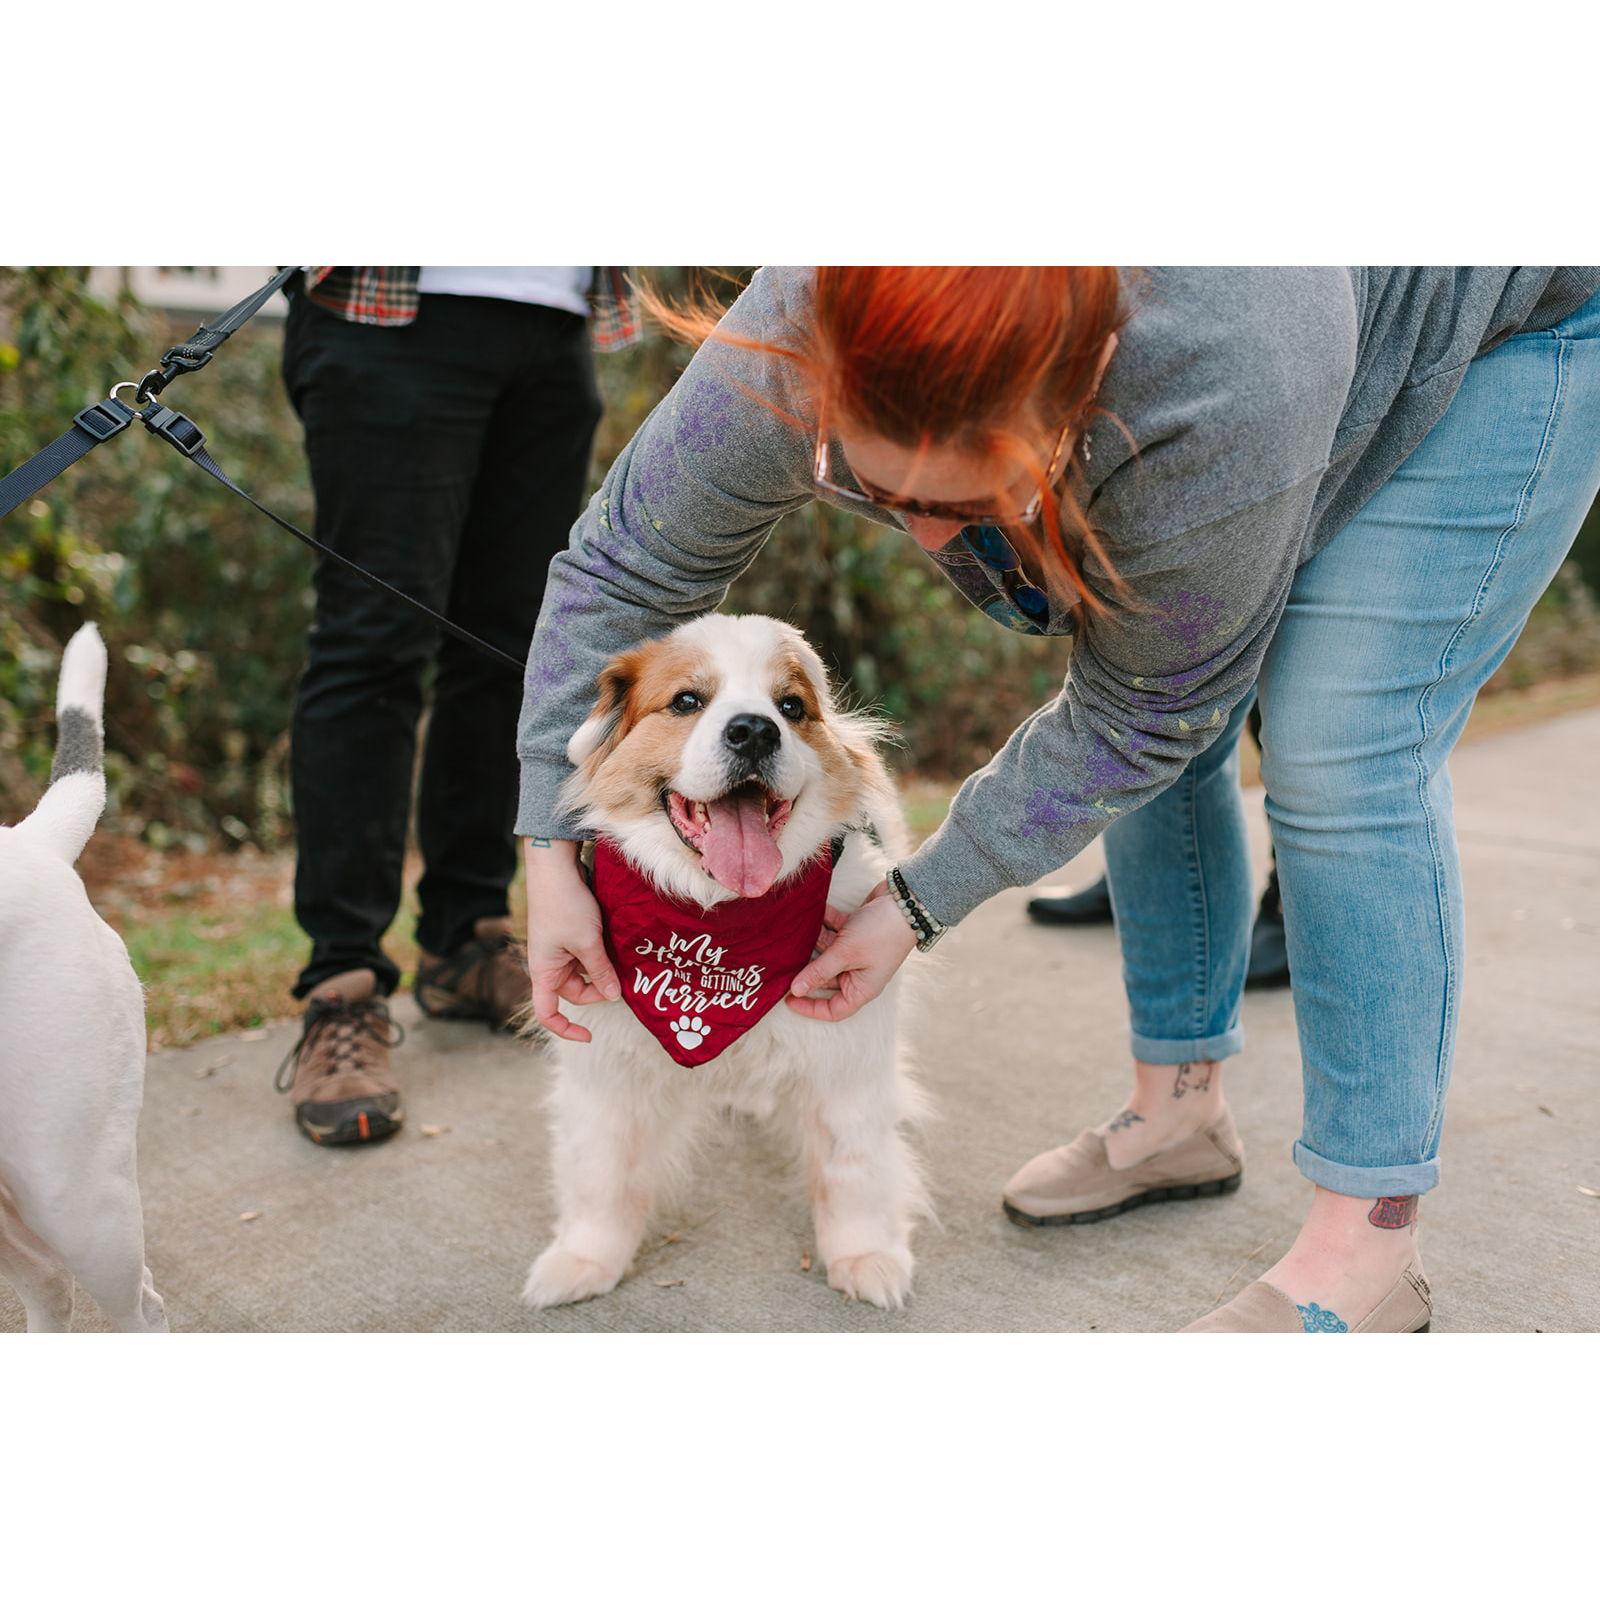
[415,267,594,318]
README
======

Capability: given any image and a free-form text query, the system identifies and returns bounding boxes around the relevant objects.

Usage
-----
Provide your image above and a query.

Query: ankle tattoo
[1297,1302,1349,1333]
[1171,1063,1213,1099]
[1368,1195,1418,1231]
[1106,1109,1145,1134]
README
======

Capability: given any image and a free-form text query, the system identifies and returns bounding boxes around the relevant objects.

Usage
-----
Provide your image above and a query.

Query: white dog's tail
[16,624,108,864]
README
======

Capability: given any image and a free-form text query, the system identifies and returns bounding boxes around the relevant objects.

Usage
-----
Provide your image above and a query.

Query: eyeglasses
[956,523,1051,631]
[812,408,1077,530]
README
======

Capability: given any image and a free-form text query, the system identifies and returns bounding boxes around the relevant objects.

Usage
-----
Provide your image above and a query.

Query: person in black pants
[276,269,612,1148]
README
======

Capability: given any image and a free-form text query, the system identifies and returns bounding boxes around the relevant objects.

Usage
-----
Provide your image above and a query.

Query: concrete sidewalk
[6,711,1597,1333]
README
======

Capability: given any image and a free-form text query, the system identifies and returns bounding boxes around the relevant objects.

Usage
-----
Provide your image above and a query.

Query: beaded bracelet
[886,866,946,952]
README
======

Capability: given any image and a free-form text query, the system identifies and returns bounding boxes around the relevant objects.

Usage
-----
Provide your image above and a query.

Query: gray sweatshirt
[515,266,1600,927]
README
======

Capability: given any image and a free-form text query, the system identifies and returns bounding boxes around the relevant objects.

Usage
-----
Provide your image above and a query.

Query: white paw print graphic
[672,1015,712,1052]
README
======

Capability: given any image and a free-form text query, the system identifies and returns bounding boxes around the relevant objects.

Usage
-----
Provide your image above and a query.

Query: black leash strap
[132,265,302,402]
[0,267,529,677]
[0,266,302,511]
[0,396,135,520]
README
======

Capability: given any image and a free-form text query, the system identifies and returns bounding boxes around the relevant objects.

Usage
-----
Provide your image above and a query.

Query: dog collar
[591,836,839,1066]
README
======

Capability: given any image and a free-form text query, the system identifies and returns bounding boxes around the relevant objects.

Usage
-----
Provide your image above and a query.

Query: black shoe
[1027,876,1114,926]
[1245,869,1290,990]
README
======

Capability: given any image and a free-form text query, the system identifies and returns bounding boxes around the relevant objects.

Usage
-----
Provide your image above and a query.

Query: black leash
[0,268,527,676]
[138,401,527,673]
[131,265,304,404]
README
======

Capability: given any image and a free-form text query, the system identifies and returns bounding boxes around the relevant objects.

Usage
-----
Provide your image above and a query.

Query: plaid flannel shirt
[301,267,641,351]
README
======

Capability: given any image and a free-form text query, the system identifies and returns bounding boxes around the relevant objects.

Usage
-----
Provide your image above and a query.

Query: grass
[899,779,957,843]
[80,839,434,1050]
[121,903,306,1045]
[83,669,1600,1052]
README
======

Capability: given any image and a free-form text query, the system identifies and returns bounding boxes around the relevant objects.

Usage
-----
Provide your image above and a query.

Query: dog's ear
[566,651,639,771]
[833,709,909,857]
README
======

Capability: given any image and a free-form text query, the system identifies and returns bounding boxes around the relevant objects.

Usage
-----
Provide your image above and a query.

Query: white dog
[0,625,167,1332]
[524,614,930,1312]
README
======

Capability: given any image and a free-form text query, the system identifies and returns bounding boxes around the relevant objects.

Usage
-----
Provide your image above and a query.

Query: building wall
[86,267,288,321]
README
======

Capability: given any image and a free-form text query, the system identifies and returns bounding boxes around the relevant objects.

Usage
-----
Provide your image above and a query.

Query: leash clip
[138,402,206,459]
[134,344,214,404]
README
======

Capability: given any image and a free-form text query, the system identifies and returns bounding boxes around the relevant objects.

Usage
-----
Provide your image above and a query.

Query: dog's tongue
[702,789,781,897]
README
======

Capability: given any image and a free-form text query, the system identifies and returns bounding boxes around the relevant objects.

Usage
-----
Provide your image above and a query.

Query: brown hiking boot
[415,917,531,1032]
[276,995,406,1147]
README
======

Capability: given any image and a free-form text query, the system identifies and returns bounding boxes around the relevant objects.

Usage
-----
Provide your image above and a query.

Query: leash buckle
[72,397,135,443]
[138,403,206,459]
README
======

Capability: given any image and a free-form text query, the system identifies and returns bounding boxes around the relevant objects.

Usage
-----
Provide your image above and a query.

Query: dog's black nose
[722,713,780,762]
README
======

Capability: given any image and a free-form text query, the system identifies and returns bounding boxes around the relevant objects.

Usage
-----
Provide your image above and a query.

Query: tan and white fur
[0,625,167,1332]
[524,614,929,1312]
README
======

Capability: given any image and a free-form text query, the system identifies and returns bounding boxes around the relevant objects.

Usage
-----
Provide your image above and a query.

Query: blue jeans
[1102,288,1600,1198]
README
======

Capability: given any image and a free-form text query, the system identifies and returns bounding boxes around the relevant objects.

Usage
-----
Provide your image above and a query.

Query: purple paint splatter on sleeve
[627,426,678,520]
[1015,721,1174,837]
[1082,733,1148,796]
[627,384,735,522]
[1153,590,1228,648]
[1164,661,1213,693]
[529,430,668,700]
[1019,787,1098,839]
[528,593,584,695]
[675,383,737,453]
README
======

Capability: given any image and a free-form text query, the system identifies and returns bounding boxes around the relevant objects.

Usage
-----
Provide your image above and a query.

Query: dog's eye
[777,694,806,722]
[670,690,703,715]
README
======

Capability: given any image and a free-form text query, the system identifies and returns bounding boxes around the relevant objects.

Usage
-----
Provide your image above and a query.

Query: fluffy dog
[0,625,167,1332]
[524,613,929,1312]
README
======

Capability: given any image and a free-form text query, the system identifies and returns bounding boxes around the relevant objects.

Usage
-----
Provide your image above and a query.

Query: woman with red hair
[518,266,1600,1332]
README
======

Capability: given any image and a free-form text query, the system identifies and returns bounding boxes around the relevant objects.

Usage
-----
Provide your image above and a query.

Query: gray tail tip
[50,706,104,782]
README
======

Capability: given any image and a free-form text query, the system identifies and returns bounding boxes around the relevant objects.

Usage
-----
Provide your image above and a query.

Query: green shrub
[2,269,317,846]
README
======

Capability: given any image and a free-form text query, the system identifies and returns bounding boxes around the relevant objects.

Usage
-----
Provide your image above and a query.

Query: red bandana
[591,837,835,1067]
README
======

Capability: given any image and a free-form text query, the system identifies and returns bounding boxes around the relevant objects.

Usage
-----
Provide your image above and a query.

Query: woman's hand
[787,880,918,1023]
[810,902,851,960]
[522,838,621,1044]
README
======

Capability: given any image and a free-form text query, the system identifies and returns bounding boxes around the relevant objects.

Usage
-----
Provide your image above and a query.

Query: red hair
[642,266,1128,616]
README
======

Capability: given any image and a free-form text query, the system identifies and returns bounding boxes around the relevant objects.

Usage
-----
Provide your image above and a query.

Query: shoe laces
[275,996,406,1093]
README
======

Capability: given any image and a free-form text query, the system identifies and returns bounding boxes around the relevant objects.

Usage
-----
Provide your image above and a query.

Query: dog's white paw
[826,1249,913,1310]
[522,1245,626,1309]
[671,1014,711,1052]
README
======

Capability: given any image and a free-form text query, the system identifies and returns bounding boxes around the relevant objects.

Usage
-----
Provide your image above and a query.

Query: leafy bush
[1,268,313,847]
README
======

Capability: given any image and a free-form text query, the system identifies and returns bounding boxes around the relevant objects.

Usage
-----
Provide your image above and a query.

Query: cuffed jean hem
[1292,1140,1440,1198]
[1129,1023,1245,1065]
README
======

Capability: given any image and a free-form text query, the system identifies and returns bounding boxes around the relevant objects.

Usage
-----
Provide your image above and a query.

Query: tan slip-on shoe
[1002,1104,1244,1227]
[1183,1251,1432,1332]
